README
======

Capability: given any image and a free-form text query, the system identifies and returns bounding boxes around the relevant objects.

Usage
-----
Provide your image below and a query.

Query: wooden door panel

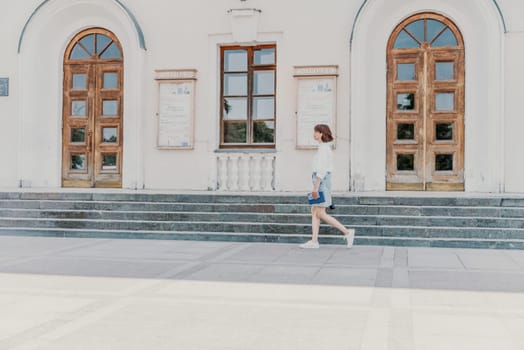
[387,14,464,191]
[93,64,123,187]
[62,65,94,187]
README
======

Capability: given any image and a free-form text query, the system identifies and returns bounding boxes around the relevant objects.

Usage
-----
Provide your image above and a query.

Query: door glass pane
[435,93,454,111]
[397,124,415,140]
[253,97,275,120]
[397,63,415,81]
[71,128,86,143]
[436,62,454,80]
[102,128,118,143]
[224,50,248,72]
[100,42,121,59]
[254,48,275,65]
[224,74,247,96]
[79,34,95,55]
[436,123,453,140]
[96,34,111,54]
[254,121,275,143]
[72,101,86,116]
[70,44,90,60]
[72,74,86,89]
[71,155,86,170]
[223,98,247,120]
[103,73,118,89]
[397,93,415,110]
[426,19,445,43]
[223,123,247,143]
[432,28,458,47]
[397,154,414,171]
[102,100,118,116]
[394,30,420,49]
[406,20,424,43]
[253,71,274,95]
[436,154,453,171]
[102,154,117,170]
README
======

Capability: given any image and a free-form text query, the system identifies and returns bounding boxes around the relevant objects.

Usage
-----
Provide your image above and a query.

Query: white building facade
[0,0,523,193]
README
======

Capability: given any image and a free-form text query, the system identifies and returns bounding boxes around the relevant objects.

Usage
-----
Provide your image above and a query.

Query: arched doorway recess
[62,28,124,188]
[386,13,465,191]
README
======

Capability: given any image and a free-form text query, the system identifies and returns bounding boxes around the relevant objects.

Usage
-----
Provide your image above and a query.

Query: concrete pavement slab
[0,236,523,350]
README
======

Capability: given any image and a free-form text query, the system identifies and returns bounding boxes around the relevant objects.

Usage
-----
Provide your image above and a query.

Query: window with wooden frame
[220,45,276,148]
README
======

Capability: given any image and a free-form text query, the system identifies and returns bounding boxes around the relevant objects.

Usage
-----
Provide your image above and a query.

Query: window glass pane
[71,128,85,143]
[254,121,275,143]
[436,154,453,171]
[70,44,90,60]
[254,48,275,65]
[103,100,118,116]
[436,93,454,111]
[436,123,453,140]
[102,128,118,143]
[72,101,86,116]
[224,74,247,96]
[253,97,275,120]
[71,155,86,170]
[397,93,415,110]
[405,20,424,43]
[224,50,247,72]
[96,34,111,54]
[223,98,247,120]
[79,34,95,55]
[436,62,454,80]
[103,73,118,89]
[397,154,414,171]
[397,124,415,140]
[102,154,117,170]
[397,63,415,81]
[253,71,274,95]
[100,42,121,59]
[426,19,445,43]
[72,74,86,89]
[432,28,458,47]
[224,123,247,143]
[394,30,420,49]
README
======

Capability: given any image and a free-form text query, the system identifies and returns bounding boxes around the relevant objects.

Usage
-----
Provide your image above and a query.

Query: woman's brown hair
[314,124,334,143]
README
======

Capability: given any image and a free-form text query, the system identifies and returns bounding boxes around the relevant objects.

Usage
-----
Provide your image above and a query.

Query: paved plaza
[0,235,523,350]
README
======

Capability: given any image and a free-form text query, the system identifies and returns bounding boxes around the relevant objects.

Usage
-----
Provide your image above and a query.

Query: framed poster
[155,70,196,149]
[294,66,338,149]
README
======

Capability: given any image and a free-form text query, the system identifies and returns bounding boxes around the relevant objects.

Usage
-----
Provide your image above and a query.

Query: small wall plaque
[155,70,197,149]
[294,66,338,149]
[0,78,8,97]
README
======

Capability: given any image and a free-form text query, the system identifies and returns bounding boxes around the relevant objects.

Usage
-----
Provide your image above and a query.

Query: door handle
[87,130,93,152]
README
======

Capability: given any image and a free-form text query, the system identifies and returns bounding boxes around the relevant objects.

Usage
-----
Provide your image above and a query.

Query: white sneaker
[299,240,320,249]
[344,229,355,248]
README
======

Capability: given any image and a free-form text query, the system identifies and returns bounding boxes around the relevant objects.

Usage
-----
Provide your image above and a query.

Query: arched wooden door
[62,28,123,188]
[386,13,464,191]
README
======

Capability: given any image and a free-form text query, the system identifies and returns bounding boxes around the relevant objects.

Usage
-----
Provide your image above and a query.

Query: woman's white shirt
[312,142,333,179]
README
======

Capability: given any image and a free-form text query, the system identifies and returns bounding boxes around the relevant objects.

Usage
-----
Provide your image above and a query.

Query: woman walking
[299,124,355,249]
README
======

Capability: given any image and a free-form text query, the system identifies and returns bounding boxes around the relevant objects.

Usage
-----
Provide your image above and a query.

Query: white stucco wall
[351,0,505,192]
[2,0,523,193]
[16,0,145,188]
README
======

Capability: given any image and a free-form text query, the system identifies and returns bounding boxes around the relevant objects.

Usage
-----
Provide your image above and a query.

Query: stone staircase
[0,191,524,249]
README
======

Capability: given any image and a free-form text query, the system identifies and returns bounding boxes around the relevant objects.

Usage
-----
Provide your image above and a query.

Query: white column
[261,155,274,191]
[217,155,228,191]
[229,155,239,191]
[251,155,262,191]
[239,154,251,191]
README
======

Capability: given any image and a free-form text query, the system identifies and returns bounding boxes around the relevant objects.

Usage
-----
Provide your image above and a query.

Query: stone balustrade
[216,153,276,191]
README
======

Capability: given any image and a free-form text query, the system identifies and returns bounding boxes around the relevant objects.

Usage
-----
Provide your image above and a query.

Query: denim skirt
[311,172,332,207]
